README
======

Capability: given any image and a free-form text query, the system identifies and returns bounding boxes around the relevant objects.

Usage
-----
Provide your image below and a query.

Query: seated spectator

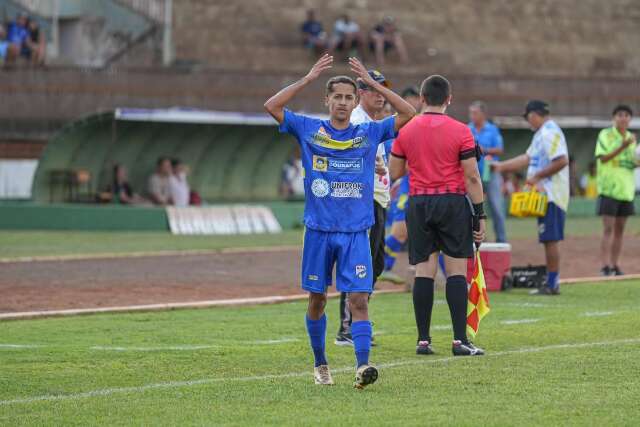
[329,14,367,59]
[105,164,147,205]
[7,13,30,62]
[0,25,18,65]
[301,9,327,54]
[369,16,409,65]
[148,157,173,205]
[25,18,45,66]
[281,148,304,199]
[580,161,598,199]
[169,158,190,207]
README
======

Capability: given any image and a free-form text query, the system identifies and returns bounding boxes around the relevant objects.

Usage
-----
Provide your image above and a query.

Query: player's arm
[389,155,406,181]
[461,156,486,244]
[264,54,333,124]
[526,155,568,186]
[598,133,636,164]
[493,154,530,174]
[348,57,416,131]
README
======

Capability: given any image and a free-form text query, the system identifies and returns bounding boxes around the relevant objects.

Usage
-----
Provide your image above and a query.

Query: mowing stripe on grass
[501,319,541,325]
[89,339,300,351]
[0,344,42,349]
[583,311,614,317]
[2,337,639,406]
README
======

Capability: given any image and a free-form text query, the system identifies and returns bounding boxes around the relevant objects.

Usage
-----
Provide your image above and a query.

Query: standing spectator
[301,9,327,54]
[568,156,579,197]
[579,161,598,199]
[25,18,45,66]
[389,75,486,356]
[494,100,570,296]
[169,158,190,207]
[595,105,638,276]
[369,16,409,65]
[469,101,507,243]
[148,157,173,205]
[281,148,304,198]
[329,15,366,59]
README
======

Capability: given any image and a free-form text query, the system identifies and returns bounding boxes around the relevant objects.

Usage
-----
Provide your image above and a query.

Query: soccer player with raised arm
[264,54,415,388]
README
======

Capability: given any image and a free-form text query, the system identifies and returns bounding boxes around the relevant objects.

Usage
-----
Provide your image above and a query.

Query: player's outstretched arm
[348,57,416,131]
[493,154,530,174]
[264,54,333,124]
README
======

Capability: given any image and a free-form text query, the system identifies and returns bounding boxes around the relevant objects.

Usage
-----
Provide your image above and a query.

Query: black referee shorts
[407,194,474,265]
[370,200,387,287]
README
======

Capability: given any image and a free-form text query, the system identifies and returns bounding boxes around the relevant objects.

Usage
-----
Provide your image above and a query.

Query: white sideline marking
[1,337,638,406]
[90,345,218,352]
[0,344,41,349]
[583,311,614,317]
[0,289,405,321]
[250,338,299,345]
[501,319,541,325]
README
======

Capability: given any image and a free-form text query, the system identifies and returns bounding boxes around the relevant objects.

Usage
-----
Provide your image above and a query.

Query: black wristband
[472,202,485,217]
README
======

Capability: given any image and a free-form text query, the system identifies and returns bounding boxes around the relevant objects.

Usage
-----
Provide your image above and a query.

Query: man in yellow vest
[595,105,638,276]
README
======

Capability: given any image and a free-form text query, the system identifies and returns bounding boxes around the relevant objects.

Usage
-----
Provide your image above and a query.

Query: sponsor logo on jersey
[313,156,363,174]
[330,181,363,198]
[311,178,330,198]
[311,131,369,150]
[312,155,328,172]
[355,264,367,279]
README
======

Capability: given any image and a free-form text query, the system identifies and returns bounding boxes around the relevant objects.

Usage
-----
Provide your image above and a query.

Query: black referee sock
[413,277,434,342]
[446,275,469,343]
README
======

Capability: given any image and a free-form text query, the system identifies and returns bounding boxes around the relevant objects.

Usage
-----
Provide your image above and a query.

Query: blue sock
[305,314,327,367]
[351,320,372,367]
[547,271,559,289]
[384,235,403,270]
[438,254,447,277]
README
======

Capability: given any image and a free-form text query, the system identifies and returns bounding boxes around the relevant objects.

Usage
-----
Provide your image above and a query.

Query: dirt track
[1,235,639,313]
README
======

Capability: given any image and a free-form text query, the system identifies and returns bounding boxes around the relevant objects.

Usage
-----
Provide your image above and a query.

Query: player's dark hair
[612,104,633,116]
[326,76,357,96]
[420,75,451,106]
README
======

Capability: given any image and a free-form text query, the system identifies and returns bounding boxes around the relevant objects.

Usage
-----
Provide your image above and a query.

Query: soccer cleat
[601,266,612,276]
[612,266,624,276]
[354,364,378,389]
[334,331,354,347]
[378,271,405,285]
[416,340,434,355]
[452,340,485,356]
[529,286,560,296]
[370,334,378,347]
[314,365,334,385]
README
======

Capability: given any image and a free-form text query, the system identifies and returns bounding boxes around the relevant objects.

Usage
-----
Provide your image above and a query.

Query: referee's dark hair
[420,75,451,106]
[612,104,633,116]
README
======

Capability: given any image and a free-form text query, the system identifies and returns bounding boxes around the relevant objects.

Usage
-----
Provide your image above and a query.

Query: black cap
[357,69,391,90]
[401,86,419,98]
[523,100,550,118]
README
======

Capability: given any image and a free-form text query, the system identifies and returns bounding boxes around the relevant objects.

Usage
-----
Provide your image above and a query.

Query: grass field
[2,217,638,259]
[1,280,639,425]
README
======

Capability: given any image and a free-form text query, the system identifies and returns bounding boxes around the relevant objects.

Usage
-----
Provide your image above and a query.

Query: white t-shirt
[350,104,391,208]
[525,119,570,211]
[169,173,190,207]
[334,19,360,35]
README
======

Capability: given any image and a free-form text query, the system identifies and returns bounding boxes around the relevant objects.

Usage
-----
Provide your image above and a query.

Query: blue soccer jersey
[279,109,395,232]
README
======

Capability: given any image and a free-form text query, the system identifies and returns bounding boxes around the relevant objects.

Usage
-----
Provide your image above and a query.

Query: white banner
[166,205,282,235]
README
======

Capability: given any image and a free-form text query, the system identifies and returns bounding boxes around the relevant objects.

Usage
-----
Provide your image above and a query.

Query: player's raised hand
[305,54,333,82]
[349,57,375,86]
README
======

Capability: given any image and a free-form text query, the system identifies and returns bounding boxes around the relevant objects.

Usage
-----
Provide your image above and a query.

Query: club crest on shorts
[355,264,367,279]
[311,178,329,198]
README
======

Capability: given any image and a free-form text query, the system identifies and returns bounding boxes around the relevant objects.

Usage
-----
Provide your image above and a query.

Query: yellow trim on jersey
[312,133,367,150]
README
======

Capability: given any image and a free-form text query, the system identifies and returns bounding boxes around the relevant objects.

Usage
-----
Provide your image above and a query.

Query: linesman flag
[467,250,490,338]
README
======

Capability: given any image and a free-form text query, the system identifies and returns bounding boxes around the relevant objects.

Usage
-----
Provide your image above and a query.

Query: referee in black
[389,75,487,356]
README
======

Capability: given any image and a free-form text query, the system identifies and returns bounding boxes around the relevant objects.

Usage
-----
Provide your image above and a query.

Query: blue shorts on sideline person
[537,202,565,242]
[301,228,373,294]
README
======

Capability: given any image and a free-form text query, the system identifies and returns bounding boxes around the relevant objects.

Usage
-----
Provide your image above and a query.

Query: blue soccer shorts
[301,228,373,294]
[537,202,565,242]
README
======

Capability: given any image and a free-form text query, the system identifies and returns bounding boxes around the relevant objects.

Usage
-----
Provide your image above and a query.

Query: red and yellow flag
[467,251,490,338]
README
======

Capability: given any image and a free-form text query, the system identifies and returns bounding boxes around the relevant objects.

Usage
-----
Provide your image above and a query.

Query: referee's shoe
[452,340,485,356]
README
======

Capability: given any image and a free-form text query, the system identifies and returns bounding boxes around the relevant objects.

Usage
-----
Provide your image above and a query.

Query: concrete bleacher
[173,0,640,77]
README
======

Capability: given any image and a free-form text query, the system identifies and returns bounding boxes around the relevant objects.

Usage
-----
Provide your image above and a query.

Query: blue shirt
[301,20,323,37]
[7,22,29,45]
[279,109,395,232]
[468,121,503,177]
